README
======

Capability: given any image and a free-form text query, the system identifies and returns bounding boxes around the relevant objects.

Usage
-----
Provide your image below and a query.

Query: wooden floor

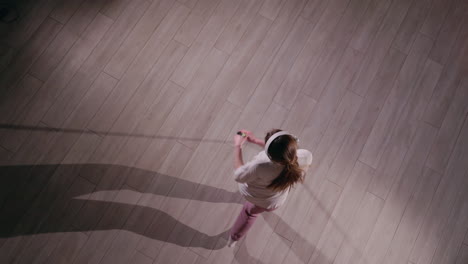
[0,0,467,263]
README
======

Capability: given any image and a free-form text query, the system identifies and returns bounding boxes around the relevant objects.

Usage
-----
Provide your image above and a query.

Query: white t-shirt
[234,149,313,209]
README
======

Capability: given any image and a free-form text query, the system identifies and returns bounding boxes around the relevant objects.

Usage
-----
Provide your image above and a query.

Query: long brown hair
[265,129,304,192]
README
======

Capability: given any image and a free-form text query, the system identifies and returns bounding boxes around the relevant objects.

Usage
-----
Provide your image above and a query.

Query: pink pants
[230,201,275,241]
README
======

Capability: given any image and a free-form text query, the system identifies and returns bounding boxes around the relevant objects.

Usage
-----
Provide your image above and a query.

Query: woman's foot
[227,236,237,248]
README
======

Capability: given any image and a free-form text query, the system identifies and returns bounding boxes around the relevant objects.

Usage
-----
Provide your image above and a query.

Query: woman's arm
[233,134,246,169]
[234,145,244,169]
[233,132,261,183]
[250,137,265,147]
[241,130,265,147]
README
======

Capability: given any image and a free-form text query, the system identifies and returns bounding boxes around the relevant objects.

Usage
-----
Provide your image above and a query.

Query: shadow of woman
[229,211,331,264]
[0,163,237,249]
[0,163,330,263]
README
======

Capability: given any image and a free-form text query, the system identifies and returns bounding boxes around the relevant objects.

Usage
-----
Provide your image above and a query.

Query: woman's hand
[234,134,247,147]
[240,130,255,143]
[240,130,265,147]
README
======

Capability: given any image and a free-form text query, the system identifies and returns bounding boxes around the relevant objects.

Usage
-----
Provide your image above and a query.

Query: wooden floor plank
[0,99,103,228]
[258,0,285,21]
[301,0,330,26]
[271,40,320,110]
[49,0,85,24]
[41,0,151,129]
[129,251,153,264]
[326,47,406,187]
[87,190,149,264]
[366,60,441,199]
[133,48,228,258]
[70,87,194,244]
[177,249,201,264]
[173,0,221,47]
[123,82,186,191]
[27,25,78,83]
[368,57,441,168]
[300,0,368,99]
[258,232,291,264]
[2,0,62,48]
[349,0,391,52]
[1,171,95,264]
[178,0,200,9]
[0,13,113,153]
[28,0,109,83]
[177,14,271,150]
[309,161,375,264]
[63,72,118,130]
[419,0,456,39]
[382,167,442,264]
[465,228,468,246]
[0,125,62,246]
[227,0,306,107]
[348,0,414,96]
[276,91,362,242]
[428,1,468,65]
[201,237,238,264]
[214,0,265,54]
[106,48,187,141]
[0,0,38,41]
[426,78,468,174]
[232,15,311,139]
[68,76,187,238]
[170,0,240,88]
[11,132,102,253]
[0,146,12,165]
[281,180,342,264]
[71,188,141,264]
[35,12,114,125]
[333,192,384,264]
[104,151,184,264]
[43,227,88,264]
[128,101,239,262]
[0,44,14,73]
[0,74,43,124]
[103,0,175,79]
[423,19,468,127]
[99,0,129,21]
[0,17,62,97]
[409,116,468,264]
[361,34,433,196]
[360,122,438,263]
[5,72,118,221]
[392,0,432,54]
[9,170,91,264]
[89,10,188,132]
[274,0,354,110]
[430,185,468,264]
[281,93,317,135]
[133,143,195,261]
[456,245,468,264]
[186,137,243,259]
[298,48,363,150]
[17,175,95,264]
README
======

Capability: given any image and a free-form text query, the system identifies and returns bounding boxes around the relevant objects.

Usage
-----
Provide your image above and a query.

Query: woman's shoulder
[253,151,279,168]
[297,149,313,165]
[297,149,312,158]
[254,150,270,161]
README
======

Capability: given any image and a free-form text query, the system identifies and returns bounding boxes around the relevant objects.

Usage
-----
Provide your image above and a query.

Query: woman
[228,129,313,247]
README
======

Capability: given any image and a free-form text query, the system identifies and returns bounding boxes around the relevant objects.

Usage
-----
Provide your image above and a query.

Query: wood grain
[1,1,467,263]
